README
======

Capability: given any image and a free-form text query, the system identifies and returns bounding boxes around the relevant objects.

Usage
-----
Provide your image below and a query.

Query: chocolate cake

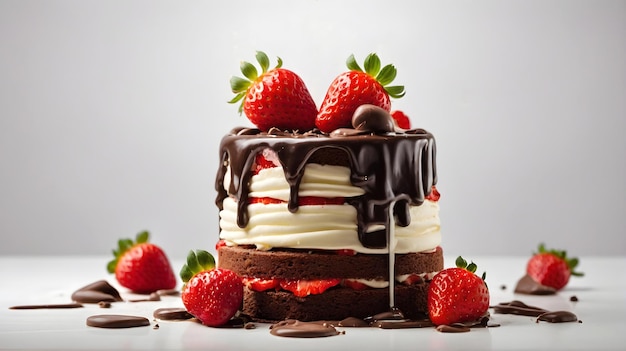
[215,107,442,322]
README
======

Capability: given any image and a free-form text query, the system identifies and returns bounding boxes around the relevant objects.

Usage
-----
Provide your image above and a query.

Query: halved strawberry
[279,278,341,297]
[242,277,280,292]
[342,279,370,291]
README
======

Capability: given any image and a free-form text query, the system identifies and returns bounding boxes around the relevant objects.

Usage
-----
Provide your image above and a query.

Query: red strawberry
[252,153,278,174]
[342,279,370,290]
[427,256,490,326]
[107,231,176,294]
[526,243,583,290]
[401,273,424,286]
[425,185,441,202]
[229,51,317,132]
[180,250,243,327]
[279,278,341,297]
[336,249,357,256]
[316,53,405,133]
[391,110,411,129]
[242,277,280,292]
[249,196,345,206]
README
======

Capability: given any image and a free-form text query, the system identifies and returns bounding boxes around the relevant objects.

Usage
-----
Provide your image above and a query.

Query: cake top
[220,52,437,250]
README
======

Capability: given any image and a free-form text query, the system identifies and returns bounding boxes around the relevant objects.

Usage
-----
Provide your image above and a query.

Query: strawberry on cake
[216,52,442,321]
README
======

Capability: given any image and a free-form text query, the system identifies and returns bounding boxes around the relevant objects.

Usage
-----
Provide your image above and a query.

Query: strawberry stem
[228,51,283,114]
[345,53,405,99]
[107,231,151,274]
[180,250,216,283]
[535,243,584,277]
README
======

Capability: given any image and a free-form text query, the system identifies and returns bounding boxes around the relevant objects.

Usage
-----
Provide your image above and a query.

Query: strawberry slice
[400,273,424,286]
[425,185,440,202]
[279,278,341,297]
[249,196,345,206]
[252,154,278,175]
[243,277,280,292]
[391,110,411,129]
[336,249,357,256]
[342,279,370,291]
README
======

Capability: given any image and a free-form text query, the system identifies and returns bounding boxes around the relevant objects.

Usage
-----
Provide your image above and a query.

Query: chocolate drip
[216,127,437,249]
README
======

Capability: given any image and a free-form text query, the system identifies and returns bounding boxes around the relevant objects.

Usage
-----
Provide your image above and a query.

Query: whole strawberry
[107,231,176,293]
[428,256,490,326]
[526,243,583,290]
[391,110,411,129]
[229,51,317,132]
[180,250,243,327]
[316,53,405,133]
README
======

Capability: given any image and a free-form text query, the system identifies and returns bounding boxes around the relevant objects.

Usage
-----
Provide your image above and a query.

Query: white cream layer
[219,164,441,253]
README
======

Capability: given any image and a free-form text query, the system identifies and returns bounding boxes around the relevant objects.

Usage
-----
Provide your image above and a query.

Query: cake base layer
[218,246,443,280]
[243,284,430,321]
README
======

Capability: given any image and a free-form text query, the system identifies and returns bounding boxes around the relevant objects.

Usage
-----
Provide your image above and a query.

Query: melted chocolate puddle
[536,311,579,323]
[86,314,150,328]
[514,275,556,295]
[72,280,124,303]
[153,307,194,321]
[493,300,579,323]
[9,303,83,310]
[270,319,342,338]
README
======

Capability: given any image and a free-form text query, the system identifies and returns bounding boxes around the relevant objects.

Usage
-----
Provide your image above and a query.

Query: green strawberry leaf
[256,51,270,73]
[346,54,363,72]
[180,249,216,283]
[240,61,258,81]
[107,231,151,274]
[364,53,381,76]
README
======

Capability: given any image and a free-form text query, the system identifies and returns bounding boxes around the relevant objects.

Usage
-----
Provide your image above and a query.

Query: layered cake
[216,52,442,321]
[216,119,441,321]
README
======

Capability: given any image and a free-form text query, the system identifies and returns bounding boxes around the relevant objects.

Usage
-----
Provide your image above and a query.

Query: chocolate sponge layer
[218,246,443,280]
[243,284,431,321]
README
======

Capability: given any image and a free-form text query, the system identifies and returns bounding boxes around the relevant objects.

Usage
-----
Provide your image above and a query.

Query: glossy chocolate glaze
[215,126,437,249]
[86,314,150,328]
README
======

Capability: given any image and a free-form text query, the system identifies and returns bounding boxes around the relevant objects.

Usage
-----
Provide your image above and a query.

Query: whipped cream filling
[219,163,441,254]
[346,271,439,288]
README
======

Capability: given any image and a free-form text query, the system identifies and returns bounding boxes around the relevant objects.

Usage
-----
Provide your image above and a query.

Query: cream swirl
[219,164,441,253]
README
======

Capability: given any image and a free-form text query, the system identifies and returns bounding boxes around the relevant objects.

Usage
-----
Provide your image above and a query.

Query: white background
[1,0,624,259]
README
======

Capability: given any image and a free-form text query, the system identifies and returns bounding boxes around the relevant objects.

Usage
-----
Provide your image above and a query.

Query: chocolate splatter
[270,319,341,338]
[536,311,579,323]
[9,303,83,310]
[153,307,193,321]
[72,280,123,303]
[570,295,579,302]
[436,324,470,333]
[491,300,548,317]
[86,314,150,328]
[514,275,556,295]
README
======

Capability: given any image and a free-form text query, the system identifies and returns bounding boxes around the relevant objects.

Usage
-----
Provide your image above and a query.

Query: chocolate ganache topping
[215,109,437,249]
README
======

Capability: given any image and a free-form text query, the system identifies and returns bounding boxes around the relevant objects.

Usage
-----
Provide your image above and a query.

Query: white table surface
[0,255,624,350]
